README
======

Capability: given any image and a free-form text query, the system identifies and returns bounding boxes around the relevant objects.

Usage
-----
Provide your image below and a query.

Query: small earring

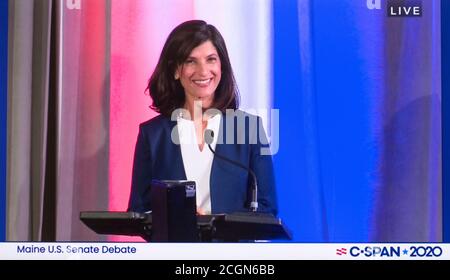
[174,74,179,80]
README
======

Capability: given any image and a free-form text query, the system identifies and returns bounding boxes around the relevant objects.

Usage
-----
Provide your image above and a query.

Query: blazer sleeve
[249,116,278,216]
[127,125,153,212]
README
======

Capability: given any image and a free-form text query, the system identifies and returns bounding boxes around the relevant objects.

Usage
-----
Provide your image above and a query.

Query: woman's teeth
[193,78,211,85]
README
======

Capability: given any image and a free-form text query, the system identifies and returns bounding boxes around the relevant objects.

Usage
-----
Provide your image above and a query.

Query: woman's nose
[197,62,209,75]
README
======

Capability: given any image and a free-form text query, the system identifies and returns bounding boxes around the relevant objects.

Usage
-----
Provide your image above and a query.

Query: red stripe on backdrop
[109,0,194,241]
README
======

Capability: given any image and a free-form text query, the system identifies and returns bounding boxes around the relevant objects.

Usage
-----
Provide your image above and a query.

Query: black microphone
[204,129,258,212]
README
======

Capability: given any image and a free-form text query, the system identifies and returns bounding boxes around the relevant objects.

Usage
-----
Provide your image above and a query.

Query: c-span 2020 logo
[336,246,443,258]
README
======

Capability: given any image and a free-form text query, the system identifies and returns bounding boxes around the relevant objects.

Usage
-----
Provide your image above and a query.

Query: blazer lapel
[209,113,228,212]
[168,119,187,180]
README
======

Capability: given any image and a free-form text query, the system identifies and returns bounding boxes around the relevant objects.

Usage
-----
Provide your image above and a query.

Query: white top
[177,113,221,214]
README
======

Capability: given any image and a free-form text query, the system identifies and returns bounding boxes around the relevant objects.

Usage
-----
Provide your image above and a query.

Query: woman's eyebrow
[187,53,218,60]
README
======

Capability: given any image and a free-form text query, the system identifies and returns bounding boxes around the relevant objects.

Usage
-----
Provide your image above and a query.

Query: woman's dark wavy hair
[147,20,240,117]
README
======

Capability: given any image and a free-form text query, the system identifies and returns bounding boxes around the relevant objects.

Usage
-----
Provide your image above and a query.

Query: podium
[80,211,292,242]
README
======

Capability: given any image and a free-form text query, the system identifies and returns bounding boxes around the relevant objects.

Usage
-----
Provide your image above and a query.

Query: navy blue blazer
[127,110,278,215]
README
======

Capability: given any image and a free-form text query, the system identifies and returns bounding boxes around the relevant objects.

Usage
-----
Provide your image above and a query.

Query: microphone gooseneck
[204,129,258,212]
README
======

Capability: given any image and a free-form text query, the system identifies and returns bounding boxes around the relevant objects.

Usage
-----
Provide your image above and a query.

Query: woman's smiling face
[176,40,222,109]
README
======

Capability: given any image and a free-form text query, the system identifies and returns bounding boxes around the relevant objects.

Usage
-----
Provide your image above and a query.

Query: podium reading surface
[80,211,152,241]
[80,211,292,242]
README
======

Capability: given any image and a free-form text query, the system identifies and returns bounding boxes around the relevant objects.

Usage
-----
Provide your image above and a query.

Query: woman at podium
[127,20,277,216]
